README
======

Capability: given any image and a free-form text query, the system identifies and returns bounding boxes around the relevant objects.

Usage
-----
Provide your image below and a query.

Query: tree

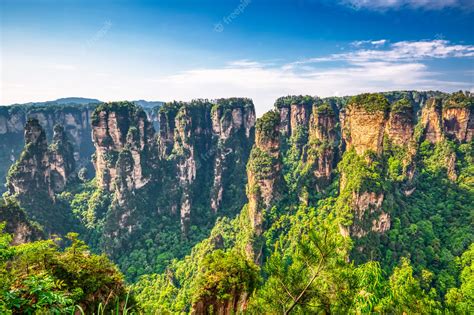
[446,244,474,313]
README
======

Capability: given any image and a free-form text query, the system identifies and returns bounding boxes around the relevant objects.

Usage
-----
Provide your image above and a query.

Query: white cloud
[227,60,263,68]
[340,0,470,10]
[351,39,387,47]
[299,40,474,64]
[371,39,387,47]
[154,60,469,115]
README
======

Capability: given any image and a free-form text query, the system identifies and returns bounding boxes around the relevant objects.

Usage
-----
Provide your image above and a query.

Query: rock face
[49,125,76,193]
[442,92,473,142]
[246,110,283,262]
[385,99,415,146]
[342,94,389,156]
[6,119,49,196]
[0,104,96,192]
[443,107,472,142]
[261,92,472,243]
[210,99,256,214]
[349,191,388,237]
[420,98,444,144]
[91,100,255,268]
[192,293,248,315]
[305,104,339,191]
[6,119,76,234]
[154,99,255,233]
[7,119,75,197]
[0,199,43,245]
[0,102,161,193]
[91,102,155,194]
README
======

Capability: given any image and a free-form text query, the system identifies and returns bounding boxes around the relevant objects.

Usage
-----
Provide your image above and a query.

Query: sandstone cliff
[6,118,76,234]
[246,110,283,262]
[0,104,96,192]
[91,99,255,275]
[91,102,155,194]
[155,99,255,233]
[0,198,43,245]
[210,98,255,214]
[305,103,339,192]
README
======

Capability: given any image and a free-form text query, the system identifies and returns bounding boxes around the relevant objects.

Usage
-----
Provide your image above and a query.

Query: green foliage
[91,101,137,125]
[377,258,441,313]
[251,209,353,314]
[0,227,133,314]
[274,95,318,109]
[211,97,254,115]
[315,102,334,115]
[256,110,280,140]
[445,244,474,313]
[247,147,276,180]
[443,90,473,109]
[192,249,259,304]
[391,98,414,114]
[348,93,390,113]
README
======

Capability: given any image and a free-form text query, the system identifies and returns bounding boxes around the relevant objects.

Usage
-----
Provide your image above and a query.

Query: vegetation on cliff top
[391,98,414,114]
[256,110,280,140]
[274,95,318,109]
[443,91,474,109]
[348,93,390,113]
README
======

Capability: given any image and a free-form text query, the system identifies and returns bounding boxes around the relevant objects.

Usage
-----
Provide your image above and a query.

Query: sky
[1,0,473,115]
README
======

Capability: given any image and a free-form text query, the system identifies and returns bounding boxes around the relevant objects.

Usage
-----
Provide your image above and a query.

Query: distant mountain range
[3,97,165,108]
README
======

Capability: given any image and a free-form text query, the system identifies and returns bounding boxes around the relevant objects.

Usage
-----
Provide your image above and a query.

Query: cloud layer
[340,0,472,10]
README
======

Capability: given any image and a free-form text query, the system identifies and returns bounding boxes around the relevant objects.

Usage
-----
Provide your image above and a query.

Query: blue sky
[1,0,473,114]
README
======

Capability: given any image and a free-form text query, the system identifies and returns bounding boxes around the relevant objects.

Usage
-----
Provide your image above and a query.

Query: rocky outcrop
[7,119,75,197]
[91,102,155,193]
[420,98,444,144]
[349,191,388,238]
[48,125,76,193]
[305,104,338,191]
[386,99,416,146]
[443,107,472,142]
[172,102,214,232]
[246,110,283,262]
[96,99,255,273]
[338,94,392,239]
[6,119,49,196]
[192,292,248,315]
[442,92,473,143]
[154,99,255,233]
[0,102,161,194]
[6,119,76,234]
[0,199,43,245]
[210,99,255,213]
[342,94,389,156]
[275,96,314,138]
[0,104,96,192]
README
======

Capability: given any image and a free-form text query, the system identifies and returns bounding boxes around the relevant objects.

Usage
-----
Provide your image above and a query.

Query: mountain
[1,91,472,314]
[0,98,164,193]
[132,99,165,108]
[4,97,102,107]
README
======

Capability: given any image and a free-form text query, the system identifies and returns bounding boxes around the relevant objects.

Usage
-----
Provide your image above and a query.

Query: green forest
[0,91,472,314]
